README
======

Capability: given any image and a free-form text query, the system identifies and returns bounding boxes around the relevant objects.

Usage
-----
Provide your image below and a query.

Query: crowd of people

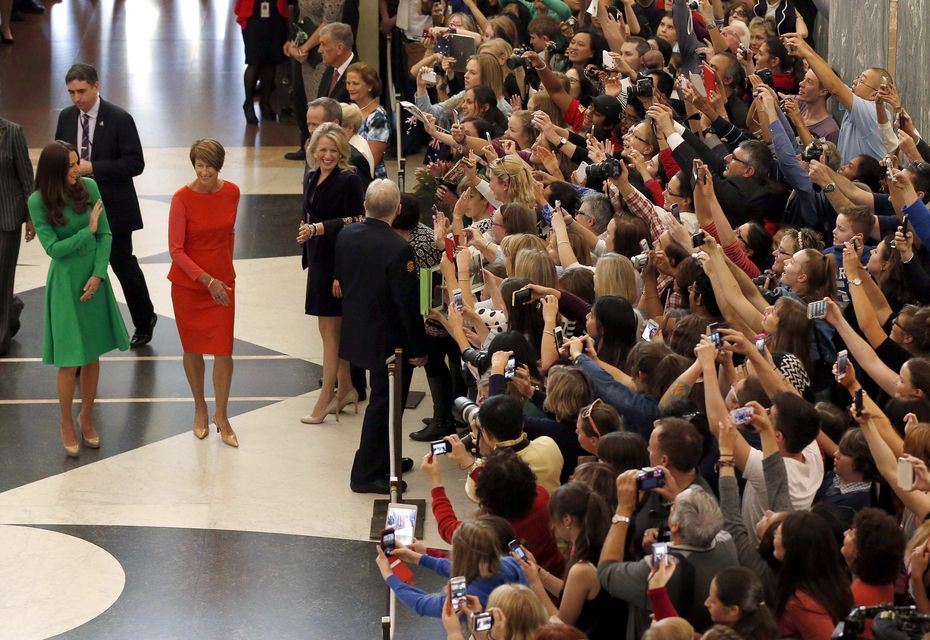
[5,0,930,638]
[345,0,930,639]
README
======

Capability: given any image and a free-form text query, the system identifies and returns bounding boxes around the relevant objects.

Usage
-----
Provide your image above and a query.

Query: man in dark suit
[0,117,34,355]
[335,179,427,494]
[316,22,354,103]
[55,63,157,347]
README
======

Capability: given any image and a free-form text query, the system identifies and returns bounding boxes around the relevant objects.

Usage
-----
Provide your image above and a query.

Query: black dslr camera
[587,157,622,181]
[802,139,825,162]
[626,77,654,99]
[755,67,774,88]
[833,605,930,640]
[507,48,532,70]
[546,40,566,55]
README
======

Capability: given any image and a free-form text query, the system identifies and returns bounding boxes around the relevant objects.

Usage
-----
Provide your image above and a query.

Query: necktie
[328,70,340,96]
[80,113,91,160]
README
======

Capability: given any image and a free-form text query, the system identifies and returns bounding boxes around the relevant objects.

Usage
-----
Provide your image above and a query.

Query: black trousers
[424,332,466,420]
[290,59,309,148]
[350,360,414,486]
[110,231,154,330]
[0,229,21,355]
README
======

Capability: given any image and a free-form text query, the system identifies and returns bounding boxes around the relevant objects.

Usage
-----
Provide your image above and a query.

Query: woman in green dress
[28,141,129,456]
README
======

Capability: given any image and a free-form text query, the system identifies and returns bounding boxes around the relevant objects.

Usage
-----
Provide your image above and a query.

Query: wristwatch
[823,182,837,193]
[611,514,631,525]
[556,136,568,149]
[849,276,862,286]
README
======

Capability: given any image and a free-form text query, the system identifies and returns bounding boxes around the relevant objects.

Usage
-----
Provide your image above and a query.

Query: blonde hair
[643,617,695,640]
[501,233,547,275]
[527,90,565,128]
[486,584,548,640]
[340,102,362,134]
[307,123,353,172]
[479,37,514,64]
[189,138,225,170]
[543,366,592,421]
[486,16,518,46]
[489,155,535,209]
[748,16,776,37]
[595,252,637,300]
[450,520,501,581]
[514,248,557,288]
[471,51,506,97]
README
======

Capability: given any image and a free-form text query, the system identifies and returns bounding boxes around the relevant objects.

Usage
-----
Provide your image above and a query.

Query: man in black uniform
[335,179,427,494]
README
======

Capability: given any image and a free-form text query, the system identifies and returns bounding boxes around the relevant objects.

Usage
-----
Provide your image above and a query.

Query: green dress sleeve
[532,0,571,20]
[85,179,112,280]
[28,192,95,260]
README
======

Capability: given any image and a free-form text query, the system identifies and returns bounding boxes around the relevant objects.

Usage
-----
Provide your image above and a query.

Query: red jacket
[431,485,566,577]
[234,0,288,29]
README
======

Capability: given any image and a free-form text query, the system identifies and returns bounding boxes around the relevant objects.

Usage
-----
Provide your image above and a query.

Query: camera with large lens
[453,396,481,426]
[546,40,566,55]
[461,347,490,374]
[688,0,699,10]
[506,48,531,70]
[802,139,824,162]
[833,605,930,639]
[587,156,622,181]
[626,77,654,99]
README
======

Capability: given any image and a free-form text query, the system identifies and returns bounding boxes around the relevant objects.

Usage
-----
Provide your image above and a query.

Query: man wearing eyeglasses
[782,33,894,164]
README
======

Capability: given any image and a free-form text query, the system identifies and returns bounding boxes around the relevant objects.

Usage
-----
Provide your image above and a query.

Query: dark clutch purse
[290,17,322,66]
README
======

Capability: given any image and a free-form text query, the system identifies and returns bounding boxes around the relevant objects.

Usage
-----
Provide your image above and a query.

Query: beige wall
[357,1,380,69]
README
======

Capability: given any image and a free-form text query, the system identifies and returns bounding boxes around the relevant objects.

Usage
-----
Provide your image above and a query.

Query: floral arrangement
[412,159,452,196]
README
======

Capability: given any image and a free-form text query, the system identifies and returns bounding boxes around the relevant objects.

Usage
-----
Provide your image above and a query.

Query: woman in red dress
[168,139,240,448]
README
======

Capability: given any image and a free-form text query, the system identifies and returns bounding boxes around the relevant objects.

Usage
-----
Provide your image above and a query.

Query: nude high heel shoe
[301,397,340,424]
[76,417,99,449]
[214,416,238,448]
[60,423,80,457]
[331,389,359,415]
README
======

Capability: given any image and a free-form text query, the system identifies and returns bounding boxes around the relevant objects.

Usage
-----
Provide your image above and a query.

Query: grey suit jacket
[0,118,34,232]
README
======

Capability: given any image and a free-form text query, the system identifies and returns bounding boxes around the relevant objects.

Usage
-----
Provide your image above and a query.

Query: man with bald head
[335,179,427,494]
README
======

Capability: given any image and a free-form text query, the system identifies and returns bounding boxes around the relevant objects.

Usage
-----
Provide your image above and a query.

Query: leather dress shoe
[409,419,456,442]
[130,315,157,348]
[284,148,306,161]
[351,479,407,494]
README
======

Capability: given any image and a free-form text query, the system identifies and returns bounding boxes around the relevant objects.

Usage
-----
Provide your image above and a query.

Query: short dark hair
[739,139,773,175]
[478,395,524,442]
[693,272,722,317]
[392,193,420,231]
[837,428,877,480]
[475,449,538,518]
[850,508,905,585]
[908,161,930,204]
[772,392,820,453]
[547,181,581,215]
[65,63,98,85]
[654,417,703,472]
[596,431,649,473]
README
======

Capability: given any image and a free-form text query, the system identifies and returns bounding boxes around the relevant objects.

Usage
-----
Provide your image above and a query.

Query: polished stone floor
[1,2,461,638]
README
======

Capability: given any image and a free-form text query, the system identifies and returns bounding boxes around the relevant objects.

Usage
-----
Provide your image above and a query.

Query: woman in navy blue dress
[297,124,365,424]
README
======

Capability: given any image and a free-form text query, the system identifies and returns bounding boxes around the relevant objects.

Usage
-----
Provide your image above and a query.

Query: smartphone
[691,232,706,247]
[671,203,680,219]
[885,156,896,181]
[453,109,461,125]
[807,300,827,320]
[508,539,528,561]
[473,612,494,632]
[431,439,452,456]
[450,576,468,612]
[380,528,396,554]
[837,349,849,375]
[486,132,493,146]
[504,356,518,379]
[701,62,717,96]
[898,457,916,491]
[692,159,703,184]
[422,69,438,84]
[553,326,564,350]
[730,406,754,425]
[855,388,864,415]
[512,288,533,306]
[708,322,722,348]
[642,319,659,342]
[652,541,669,567]
[754,332,767,353]
[902,214,910,235]
[640,238,650,253]
[386,503,418,546]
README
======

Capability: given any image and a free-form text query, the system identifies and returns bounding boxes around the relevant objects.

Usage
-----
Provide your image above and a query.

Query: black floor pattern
[36,524,446,640]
